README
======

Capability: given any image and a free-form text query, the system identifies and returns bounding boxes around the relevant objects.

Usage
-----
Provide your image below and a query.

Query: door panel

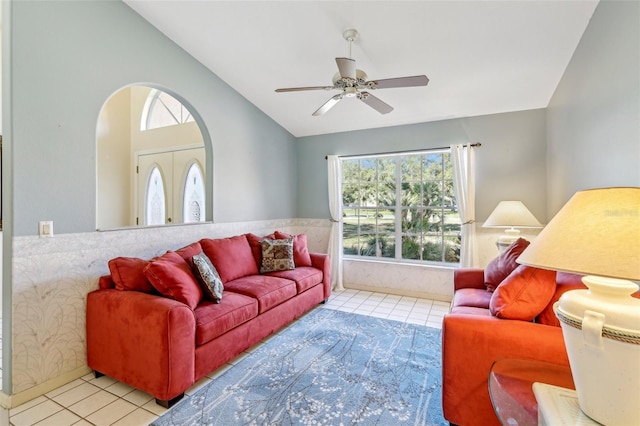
[136,147,206,226]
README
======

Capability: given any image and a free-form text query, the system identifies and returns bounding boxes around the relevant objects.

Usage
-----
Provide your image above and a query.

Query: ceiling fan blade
[359,92,394,114]
[369,75,429,89]
[275,86,334,93]
[313,94,343,116]
[336,57,356,80]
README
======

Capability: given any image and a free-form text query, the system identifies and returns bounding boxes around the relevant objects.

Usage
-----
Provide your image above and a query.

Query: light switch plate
[39,221,54,237]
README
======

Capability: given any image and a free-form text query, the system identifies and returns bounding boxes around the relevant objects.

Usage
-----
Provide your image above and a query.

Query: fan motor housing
[333,69,368,88]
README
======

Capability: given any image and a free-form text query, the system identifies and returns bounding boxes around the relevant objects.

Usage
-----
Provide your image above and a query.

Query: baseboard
[344,283,452,303]
[0,366,92,409]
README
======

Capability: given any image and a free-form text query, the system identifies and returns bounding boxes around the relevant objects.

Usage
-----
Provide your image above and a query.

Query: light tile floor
[3,289,449,426]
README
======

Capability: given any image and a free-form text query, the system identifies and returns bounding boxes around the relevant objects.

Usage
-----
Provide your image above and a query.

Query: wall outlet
[39,221,54,237]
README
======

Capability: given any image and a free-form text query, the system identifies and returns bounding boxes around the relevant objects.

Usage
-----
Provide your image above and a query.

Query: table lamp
[517,187,640,425]
[483,201,543,251]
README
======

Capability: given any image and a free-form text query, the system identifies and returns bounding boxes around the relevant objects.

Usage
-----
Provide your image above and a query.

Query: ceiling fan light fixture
[275,28,429,116]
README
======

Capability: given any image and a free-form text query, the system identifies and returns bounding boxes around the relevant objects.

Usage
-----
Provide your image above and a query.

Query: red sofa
[442,239,587,426]
[86,232,330,407]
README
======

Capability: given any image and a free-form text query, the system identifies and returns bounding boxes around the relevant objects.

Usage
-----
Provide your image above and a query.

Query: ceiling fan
[275,29,429,116]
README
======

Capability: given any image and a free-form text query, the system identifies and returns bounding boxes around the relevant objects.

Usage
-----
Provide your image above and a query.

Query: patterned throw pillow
[260,237,295,273]
[192,252,224,303]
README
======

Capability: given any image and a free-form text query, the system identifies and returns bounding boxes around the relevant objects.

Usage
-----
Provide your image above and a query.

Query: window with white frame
[141,89,195,131]
[341,150,461,264]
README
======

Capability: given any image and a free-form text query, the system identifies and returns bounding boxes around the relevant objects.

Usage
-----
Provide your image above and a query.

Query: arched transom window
[141,89,195,131]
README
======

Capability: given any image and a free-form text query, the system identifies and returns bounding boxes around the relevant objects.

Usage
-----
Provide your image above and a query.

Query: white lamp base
[555,276,640,425]
[495,228,520,251]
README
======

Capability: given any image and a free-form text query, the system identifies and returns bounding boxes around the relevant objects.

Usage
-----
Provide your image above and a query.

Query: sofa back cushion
[274,231,313,267]
[108,257,155,293]
[143,251,203,309]
[489,265,556,321]
[536,272,586,326]
[484,238,530,292]
[201,235,259,283]
[175,242,203,267]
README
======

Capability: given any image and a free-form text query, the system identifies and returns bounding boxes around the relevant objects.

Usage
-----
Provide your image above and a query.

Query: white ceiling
[124,0,599,138]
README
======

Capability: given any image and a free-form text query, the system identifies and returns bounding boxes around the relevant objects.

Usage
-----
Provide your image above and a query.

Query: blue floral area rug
[152,308,446,425]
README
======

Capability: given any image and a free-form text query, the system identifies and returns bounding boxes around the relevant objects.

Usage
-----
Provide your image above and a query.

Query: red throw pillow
[200,235,259,283]
[274,231,312,267]
[143,251,203,309]
[489,265,556,321]
[108,257,155,293]
[484,238,530,292]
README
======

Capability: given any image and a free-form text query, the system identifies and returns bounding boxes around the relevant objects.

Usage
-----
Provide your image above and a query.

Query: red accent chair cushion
[489,265,556,321]
[484,238,530,292]
[144,251,203,309]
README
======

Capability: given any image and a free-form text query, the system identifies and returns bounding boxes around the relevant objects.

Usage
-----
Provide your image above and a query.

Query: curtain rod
[324,142,481,160]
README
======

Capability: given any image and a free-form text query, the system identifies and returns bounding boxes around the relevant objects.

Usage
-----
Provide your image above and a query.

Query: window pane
[145,167,166,226]
[377,182,396,206]
[183,163,205,223]
[376,209,395,233]
[341,150,460,264]
[377,158,396,182]
[423,236,444,262]
[402,235,421,260]
[360,184,376,207]
[144,90,195,131]
[402,156,423,182]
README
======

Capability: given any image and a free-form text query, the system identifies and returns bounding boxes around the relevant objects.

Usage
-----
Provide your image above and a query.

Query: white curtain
[327,155,344,291]
[451,144,479,268]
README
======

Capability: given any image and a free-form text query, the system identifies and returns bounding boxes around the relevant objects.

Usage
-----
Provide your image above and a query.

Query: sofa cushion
[484,238,530,292]
[266,266,323,294]
[201,235,259,283]
[489,265,556,321]
[192,252,224,303]
[175,242,203,267]
[537,272,586,326]
[193,292,258,346]
[274,231,313,267]
[223,275,297,313]
[144,251,203,309]
[451,288,493,309]
[449,306,493,316]
[246,233,276,270]
[108,257,155,293]
[260,237,295,273]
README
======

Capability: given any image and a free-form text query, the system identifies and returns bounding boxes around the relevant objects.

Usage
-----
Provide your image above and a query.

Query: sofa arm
[454,268,485,291]
[310,253,331,300]
[442,314,569,426]
[86,289,196,402]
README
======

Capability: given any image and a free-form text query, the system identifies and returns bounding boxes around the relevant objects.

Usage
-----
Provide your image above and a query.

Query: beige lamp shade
[517,187,640,281]
[483,201,543,228]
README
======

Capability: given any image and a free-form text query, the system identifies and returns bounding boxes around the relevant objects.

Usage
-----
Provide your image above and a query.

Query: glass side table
[488,358,575,426]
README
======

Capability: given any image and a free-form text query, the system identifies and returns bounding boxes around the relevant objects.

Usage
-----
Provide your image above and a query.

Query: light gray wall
[6,0,297,237]
[546,0,640,216]
[296,109,549,224]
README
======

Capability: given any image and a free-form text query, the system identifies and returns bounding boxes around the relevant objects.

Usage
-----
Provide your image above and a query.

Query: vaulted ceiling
[125,1,599,137]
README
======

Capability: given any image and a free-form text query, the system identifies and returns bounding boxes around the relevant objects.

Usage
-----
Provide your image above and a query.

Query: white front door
[136,147,205,226]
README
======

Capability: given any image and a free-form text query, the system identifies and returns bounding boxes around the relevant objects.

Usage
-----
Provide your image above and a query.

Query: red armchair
[442,267,585,425]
